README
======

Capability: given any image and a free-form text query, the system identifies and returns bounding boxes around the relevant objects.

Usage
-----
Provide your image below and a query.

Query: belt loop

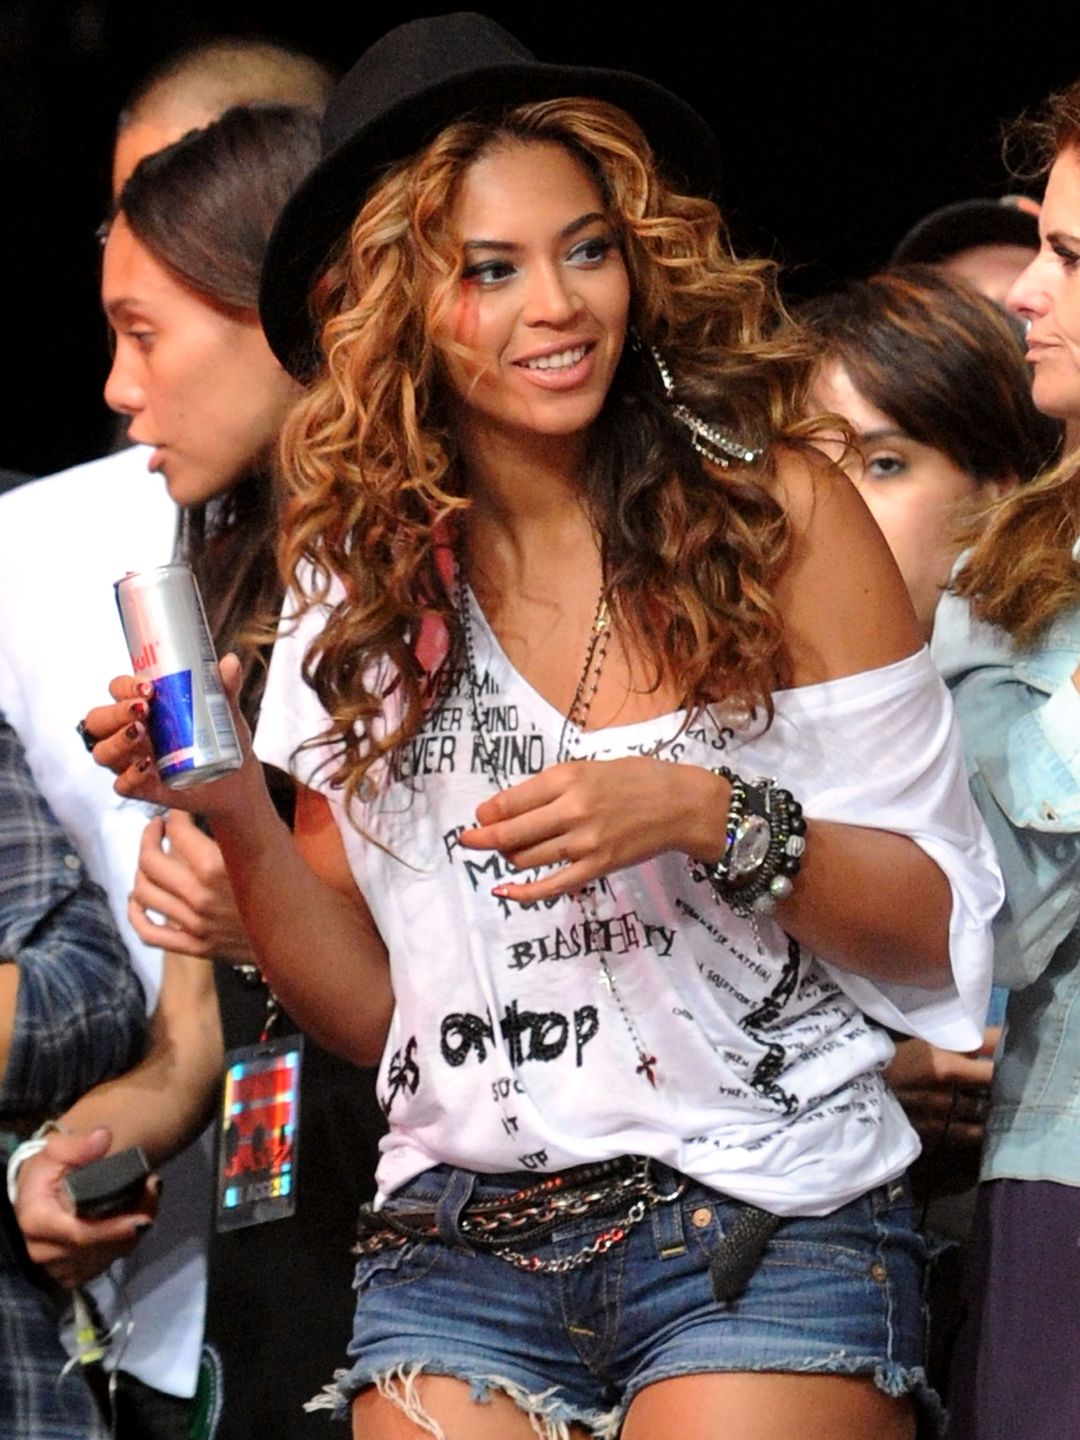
[435,1167,477,1249]
[649,1161,688,1259]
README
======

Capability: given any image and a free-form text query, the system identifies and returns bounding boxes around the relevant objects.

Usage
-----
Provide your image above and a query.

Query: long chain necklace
[557,596,609,764]
[455,567,659,1087]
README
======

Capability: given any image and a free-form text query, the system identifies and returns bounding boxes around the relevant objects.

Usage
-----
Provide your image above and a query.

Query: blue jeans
[336,1162,936,1436]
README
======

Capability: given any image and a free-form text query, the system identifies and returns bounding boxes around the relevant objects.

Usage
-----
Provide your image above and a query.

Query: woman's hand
[14,1128,160,1289]
[884,1027,999,1147]
[130,811,257,964]
[81,654,257,819]
[459,757,724,902]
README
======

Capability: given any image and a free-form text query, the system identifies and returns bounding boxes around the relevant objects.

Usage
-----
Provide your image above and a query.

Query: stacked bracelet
[705,767,806,918]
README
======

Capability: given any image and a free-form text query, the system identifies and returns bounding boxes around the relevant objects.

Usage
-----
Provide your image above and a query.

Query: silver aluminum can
[114,563,242,788]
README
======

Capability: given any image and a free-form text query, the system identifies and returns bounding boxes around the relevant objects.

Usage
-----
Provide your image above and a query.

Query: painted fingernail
[129,701,147,719]
[492,885,511,898]
[137,682,154,699]
[135,757,153,774]
[125,723,142,741]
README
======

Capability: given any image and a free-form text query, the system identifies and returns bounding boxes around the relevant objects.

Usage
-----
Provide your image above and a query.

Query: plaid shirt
[0,714,146,1123]
[0,712,148,1438]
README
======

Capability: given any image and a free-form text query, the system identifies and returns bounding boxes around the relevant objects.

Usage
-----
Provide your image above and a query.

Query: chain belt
[354,1156,687,1274]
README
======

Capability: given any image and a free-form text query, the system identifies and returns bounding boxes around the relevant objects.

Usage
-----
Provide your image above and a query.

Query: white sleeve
[757,648,1003,1049]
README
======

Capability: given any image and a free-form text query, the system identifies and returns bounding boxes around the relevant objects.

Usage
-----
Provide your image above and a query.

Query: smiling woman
[80,16,1004,1440]
[434,142,630,449]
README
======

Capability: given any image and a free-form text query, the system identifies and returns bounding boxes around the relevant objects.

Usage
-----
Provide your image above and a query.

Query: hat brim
[259,62,722,379]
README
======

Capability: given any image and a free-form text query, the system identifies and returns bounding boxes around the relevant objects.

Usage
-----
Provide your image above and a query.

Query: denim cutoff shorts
[333,1161,937,1437]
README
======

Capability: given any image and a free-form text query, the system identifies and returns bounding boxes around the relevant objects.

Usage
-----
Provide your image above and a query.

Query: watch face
[730,814,770,878]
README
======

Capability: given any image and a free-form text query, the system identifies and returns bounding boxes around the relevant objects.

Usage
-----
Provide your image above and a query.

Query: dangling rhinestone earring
[646,343,762,468]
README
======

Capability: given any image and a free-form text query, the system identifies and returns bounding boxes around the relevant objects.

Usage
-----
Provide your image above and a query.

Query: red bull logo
[115,564,241,788]
[131,640,160,672]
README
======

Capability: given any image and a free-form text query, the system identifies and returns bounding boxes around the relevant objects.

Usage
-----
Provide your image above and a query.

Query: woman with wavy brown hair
[85,16,1000,1440]
[931,78,1080,1440]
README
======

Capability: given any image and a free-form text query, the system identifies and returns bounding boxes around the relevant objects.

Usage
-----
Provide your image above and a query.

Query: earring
[646,343,762,468]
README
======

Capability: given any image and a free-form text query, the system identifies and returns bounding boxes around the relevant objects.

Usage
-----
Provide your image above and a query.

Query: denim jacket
[932,586,1080,1184]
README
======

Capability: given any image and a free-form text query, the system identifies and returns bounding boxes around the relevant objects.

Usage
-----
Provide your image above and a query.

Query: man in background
[891,194,1040,306]
[0,713,148,1438]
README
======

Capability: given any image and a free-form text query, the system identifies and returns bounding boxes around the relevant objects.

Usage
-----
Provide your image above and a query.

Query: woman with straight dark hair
[801,268,1058,1400]
[803,267,1057,639]
[85,16,1000,1439]
[51,104,386,1437]
[107,102,312,717]
[801,270,1057,1146]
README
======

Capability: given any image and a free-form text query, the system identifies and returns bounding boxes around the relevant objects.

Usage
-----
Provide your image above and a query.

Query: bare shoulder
[767,445,923,687]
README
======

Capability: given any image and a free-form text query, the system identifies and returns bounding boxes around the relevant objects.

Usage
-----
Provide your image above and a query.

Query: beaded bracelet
[706,768,806,918]
[705,769,749,887]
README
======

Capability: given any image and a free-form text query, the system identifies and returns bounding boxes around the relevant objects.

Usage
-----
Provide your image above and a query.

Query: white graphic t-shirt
[256,584,1000,1216]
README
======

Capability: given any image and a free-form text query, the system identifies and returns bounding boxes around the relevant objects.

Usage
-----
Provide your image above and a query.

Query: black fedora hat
[259,11,723,379]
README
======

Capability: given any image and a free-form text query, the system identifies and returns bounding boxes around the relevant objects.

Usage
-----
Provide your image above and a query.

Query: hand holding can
[80,657,255,821]
[113,564,242,788]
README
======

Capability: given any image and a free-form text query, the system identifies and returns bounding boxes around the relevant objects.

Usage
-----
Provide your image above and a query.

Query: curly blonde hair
[278,97,819,809]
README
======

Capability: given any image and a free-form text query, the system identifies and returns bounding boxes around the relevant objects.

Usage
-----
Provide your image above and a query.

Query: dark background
[6,1,1080,479]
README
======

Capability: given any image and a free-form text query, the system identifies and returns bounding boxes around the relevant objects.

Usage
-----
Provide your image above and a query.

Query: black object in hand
[62,1147,152,1219]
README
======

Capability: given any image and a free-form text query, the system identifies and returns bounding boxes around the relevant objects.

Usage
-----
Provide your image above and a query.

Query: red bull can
[114,564,242,788]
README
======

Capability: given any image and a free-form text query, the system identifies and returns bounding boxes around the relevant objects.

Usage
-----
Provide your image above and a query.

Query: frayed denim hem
[308,1357,941,1436]
[305,1361,620,1439]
